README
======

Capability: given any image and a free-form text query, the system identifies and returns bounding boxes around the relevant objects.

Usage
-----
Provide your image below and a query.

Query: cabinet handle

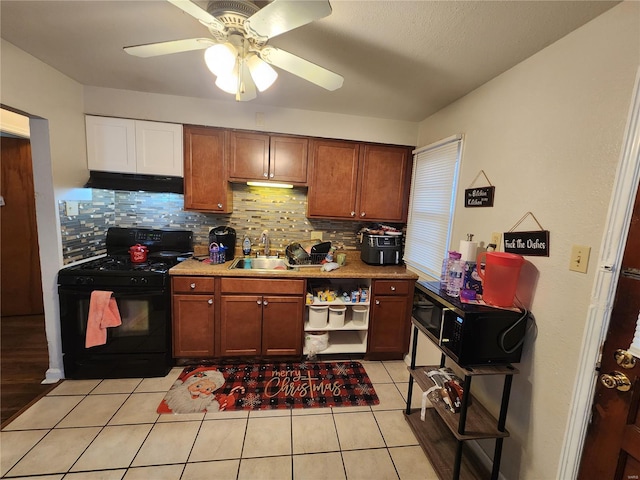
[390,286,396,291]
[263,299,269,306]
[257,299,262,305]
[350,211,356,217]
[263,172,268,178]
[217,203,223,209]
[375,300,380,305]
[208,299,213,305]
[269,173,274,178]
[360,212,366,217]
[190,283,196,289]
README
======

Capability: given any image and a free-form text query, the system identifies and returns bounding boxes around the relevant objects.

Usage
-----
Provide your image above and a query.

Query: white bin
[308,305,329,328]
[352,305,368,326]
[329,305,347,328]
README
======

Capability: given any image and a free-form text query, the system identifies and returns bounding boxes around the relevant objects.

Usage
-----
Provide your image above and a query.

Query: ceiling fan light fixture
[204,43,237,76]
[215,67,239,94]
[247,54,278,92]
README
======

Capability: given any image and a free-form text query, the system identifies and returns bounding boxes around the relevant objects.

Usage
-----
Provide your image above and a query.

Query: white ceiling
[0,0,619,122]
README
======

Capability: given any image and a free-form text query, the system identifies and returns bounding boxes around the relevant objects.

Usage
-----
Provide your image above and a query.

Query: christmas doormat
[157,361,379,414]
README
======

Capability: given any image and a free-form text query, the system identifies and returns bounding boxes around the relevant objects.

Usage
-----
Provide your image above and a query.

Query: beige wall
[416,3,639,478]
[83,86,419,146]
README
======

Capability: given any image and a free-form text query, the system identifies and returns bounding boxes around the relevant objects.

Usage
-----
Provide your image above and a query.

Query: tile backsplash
[59,184,402,264]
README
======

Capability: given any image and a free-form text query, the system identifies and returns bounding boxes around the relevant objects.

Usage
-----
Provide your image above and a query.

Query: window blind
[404,135,462,280]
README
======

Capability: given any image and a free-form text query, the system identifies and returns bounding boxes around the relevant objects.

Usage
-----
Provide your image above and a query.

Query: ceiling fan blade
[259,46,343,91]
[166,0,227,34]
[237,59,257,102]
[245,0,331,40]
[124,38,215,58]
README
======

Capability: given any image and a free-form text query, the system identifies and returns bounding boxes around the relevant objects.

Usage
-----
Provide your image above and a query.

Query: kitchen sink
[228,256,296,271]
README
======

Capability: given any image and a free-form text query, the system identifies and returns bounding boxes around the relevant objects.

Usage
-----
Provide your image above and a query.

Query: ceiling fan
[124,0,344,101]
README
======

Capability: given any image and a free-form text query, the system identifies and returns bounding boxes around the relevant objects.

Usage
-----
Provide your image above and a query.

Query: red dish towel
[85,290,122,348]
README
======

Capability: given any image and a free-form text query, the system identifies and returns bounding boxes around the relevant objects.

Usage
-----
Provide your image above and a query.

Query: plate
[385,231,403,236]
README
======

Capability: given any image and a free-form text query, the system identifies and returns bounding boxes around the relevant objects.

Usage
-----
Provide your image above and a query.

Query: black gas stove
[57,227,193,379]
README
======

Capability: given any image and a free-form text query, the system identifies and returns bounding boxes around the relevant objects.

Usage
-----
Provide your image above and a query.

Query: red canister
[129,244,148,263]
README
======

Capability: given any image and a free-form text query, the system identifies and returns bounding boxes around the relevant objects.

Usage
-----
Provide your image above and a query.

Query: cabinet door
[228,131,269,181]
[85,116,136,173]
[368,295,411,357]
[358,144,412,222]
[219,295,262,356]
[135,120,183,176]
[183,125,232,213]
[262,295,304,356]
[307,139,360,219]
[172,294,214,357]
[270,135,309,184]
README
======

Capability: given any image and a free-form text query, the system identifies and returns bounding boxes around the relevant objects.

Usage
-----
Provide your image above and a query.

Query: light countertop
[170,251,418,280]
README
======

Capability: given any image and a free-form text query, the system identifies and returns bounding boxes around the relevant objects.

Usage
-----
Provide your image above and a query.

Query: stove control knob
[75,277,85,285]
[140,277,148,285]
[86,277,94,285]
[130,277,138,285]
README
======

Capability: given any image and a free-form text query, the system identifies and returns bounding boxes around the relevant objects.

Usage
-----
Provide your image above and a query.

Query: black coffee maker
[209,226,237,261]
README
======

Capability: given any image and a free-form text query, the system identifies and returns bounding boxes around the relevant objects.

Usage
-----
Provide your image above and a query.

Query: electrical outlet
[490,232,501,247]
[65,201,79,216]
[569,245,591,273]
[311,231,323,241]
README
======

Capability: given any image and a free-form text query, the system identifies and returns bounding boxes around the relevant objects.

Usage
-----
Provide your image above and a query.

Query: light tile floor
[1,360,438,480]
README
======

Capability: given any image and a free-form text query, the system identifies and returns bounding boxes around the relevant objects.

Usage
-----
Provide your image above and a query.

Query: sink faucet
[259,230,270,256]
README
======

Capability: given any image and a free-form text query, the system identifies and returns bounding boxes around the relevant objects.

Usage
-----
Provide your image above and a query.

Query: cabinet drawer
[172,276,215,293]
[221,277,305,295]
[372,280,410,296]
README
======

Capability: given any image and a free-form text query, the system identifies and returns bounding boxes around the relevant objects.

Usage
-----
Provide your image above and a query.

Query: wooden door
[262,295,304,356]
[358,144,412,222]
[219,295,262,356]
[228,131,269,181]
[578,185,640,479]
[269,135,309,184]
[307,139,360,219]
[183,125,232,213]
[1,137,44,316]
[172,294,214,357]
[368,295,411,358]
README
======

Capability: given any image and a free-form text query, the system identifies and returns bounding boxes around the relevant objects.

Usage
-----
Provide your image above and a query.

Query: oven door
[58,285,172,379]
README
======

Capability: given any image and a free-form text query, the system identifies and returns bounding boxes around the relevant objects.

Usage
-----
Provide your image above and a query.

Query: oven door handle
[58,287,166,297]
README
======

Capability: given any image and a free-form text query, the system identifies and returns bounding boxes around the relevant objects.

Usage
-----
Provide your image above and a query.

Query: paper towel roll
[459,240,478,263]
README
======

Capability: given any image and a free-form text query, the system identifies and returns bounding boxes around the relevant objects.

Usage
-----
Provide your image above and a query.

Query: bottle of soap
[242,236,251,256]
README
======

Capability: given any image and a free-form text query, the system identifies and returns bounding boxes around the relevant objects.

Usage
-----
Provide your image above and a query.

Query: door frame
[559,67,640,478]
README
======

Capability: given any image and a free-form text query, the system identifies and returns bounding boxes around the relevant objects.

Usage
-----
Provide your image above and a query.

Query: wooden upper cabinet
[183,125,232,213]
[358,144,412,222]
[307,139,360,219]
[308,140,413,222]
[228,131,309,185]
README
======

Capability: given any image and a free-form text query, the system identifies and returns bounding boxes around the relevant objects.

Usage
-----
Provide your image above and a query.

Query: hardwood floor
[1,314,55,426]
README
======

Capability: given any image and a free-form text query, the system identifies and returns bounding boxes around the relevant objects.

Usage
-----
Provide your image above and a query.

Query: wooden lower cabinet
[367,279,415,359]
[219,295,304,357]
[172,277,215,357]
[219,278,305,357]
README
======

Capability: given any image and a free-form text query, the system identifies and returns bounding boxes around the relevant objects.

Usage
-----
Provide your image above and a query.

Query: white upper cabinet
[85,116,183,177]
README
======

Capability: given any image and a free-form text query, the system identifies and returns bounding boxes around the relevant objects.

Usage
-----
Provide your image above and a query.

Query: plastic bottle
[446,259,464,297]
[242,236,251,255]
[441,251,461,289]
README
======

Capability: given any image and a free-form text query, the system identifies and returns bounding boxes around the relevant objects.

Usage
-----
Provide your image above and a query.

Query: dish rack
[285,244,329,268]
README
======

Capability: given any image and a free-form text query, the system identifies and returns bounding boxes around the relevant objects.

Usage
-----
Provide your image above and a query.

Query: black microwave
[413,280,528,366]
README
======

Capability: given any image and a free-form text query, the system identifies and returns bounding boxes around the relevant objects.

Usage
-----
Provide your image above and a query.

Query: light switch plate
[65,201,79,216]
[311,231,323,241]
[569,245,591,273]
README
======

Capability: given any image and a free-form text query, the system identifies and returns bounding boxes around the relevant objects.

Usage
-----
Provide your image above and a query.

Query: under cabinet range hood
[84,171,184,194]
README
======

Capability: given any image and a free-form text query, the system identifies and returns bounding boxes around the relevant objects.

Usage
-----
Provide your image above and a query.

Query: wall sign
[503,212,550,257]
[465,170,494,208]
[504,230,550,256]
[465,186,495,207]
